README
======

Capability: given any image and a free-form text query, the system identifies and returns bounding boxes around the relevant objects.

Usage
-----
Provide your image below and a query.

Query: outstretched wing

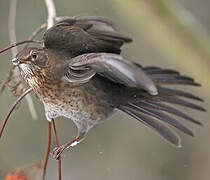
[43,16,132,56]
[63,53,205,147]
[62,53,158,95]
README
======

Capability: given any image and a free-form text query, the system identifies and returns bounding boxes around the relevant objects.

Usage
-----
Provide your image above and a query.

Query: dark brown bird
[11,16,205,160]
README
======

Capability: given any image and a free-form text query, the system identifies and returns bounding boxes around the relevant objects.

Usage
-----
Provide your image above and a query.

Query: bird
[11,16,205,160]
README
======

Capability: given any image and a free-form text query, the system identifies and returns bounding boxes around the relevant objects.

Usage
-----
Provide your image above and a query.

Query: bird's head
[12,47,71,83]
[12,47,50,78]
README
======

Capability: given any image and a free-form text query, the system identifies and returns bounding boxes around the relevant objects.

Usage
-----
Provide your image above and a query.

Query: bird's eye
[30,50,38,60]
[29,49,48,67]
[31,53,37,59]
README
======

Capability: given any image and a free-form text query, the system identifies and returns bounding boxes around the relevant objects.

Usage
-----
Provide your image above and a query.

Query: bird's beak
[12,57,20,66]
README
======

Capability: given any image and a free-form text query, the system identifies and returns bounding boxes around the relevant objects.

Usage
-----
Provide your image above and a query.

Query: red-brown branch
[0,88,32,139]
[52,119,62,180]
[42,122,52,180]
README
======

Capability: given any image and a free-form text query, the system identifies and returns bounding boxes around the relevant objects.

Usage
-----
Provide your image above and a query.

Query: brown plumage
[11,16,205,159]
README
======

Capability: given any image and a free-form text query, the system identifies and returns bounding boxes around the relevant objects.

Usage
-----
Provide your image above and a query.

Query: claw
[51,146,65,160]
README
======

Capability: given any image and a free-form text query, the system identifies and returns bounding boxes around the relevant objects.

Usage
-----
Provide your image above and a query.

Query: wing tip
[170,135,182,148]
[177,142,182,148]
[149,86,159,96]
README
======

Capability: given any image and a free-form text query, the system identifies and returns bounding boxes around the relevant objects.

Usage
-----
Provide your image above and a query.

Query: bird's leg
[52,132,85,160]
[52,119,62,180]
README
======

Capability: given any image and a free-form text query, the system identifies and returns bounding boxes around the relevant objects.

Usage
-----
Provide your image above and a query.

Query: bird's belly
[43,86,114,132]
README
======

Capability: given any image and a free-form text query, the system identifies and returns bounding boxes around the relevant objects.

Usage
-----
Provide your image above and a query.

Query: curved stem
[0,40,41,54]
[42,122,52,180]
[8,0,18,57]
[44,0,56,29]
[52,119,62,180]
[0,88,32,139]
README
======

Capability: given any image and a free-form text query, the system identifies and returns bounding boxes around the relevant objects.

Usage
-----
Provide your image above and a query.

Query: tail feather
[116,65,205,147]
[150,75,200,86]
[119,105,181,147]
[127,103,194,136]
[138,100,202,125]
[150,95,205,111]
[140,65,201,86]
[144,67,179,75]
[158,87,203,101]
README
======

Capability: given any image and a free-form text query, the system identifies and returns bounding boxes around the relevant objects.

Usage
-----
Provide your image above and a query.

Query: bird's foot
[51,145,65,160]
[51,136,84,160]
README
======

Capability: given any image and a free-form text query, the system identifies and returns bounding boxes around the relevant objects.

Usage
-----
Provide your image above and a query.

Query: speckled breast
[29,77,114,132]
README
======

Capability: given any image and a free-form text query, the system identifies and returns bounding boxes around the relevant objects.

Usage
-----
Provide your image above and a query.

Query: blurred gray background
[0,0,210,179]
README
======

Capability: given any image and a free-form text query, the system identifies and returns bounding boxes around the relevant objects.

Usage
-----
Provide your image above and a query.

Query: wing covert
[63,53,158,95]
[43,16,132,56]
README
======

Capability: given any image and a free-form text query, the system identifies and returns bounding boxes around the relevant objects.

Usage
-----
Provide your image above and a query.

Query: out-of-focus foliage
[114,0,210,96]
[0,0,209,180]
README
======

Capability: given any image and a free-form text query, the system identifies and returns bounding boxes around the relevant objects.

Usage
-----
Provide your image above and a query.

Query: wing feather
[44,16,132,56]
[66,53,158,95]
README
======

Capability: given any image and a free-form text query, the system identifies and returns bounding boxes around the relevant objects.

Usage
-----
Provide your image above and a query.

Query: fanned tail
[119,105,181,147]
[143,66,201,86]
[117,65,205,147]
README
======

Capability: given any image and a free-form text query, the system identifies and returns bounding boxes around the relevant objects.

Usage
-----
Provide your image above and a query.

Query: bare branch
[8,0,18,56]
[42,122,52,180]
[8,0,38,119]
[0,88,32,139]
[44,0,56,29]
[25,93,38,119]
[43,2,62,180]
[0,40,41,54]
[52,119,62,180]
[28,23,47,41]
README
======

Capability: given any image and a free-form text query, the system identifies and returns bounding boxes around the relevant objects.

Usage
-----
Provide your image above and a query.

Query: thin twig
[43,1,62,180]
[8,0,38,120]
[0,40,41,54]
[24,23,47,49]
[42,122,52,180]
[28,23,47,41]
[44,0,56,29]
[52,119,62,180]
[0,66,15,93]
[0,88,32,139]
[8,0,18,56]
